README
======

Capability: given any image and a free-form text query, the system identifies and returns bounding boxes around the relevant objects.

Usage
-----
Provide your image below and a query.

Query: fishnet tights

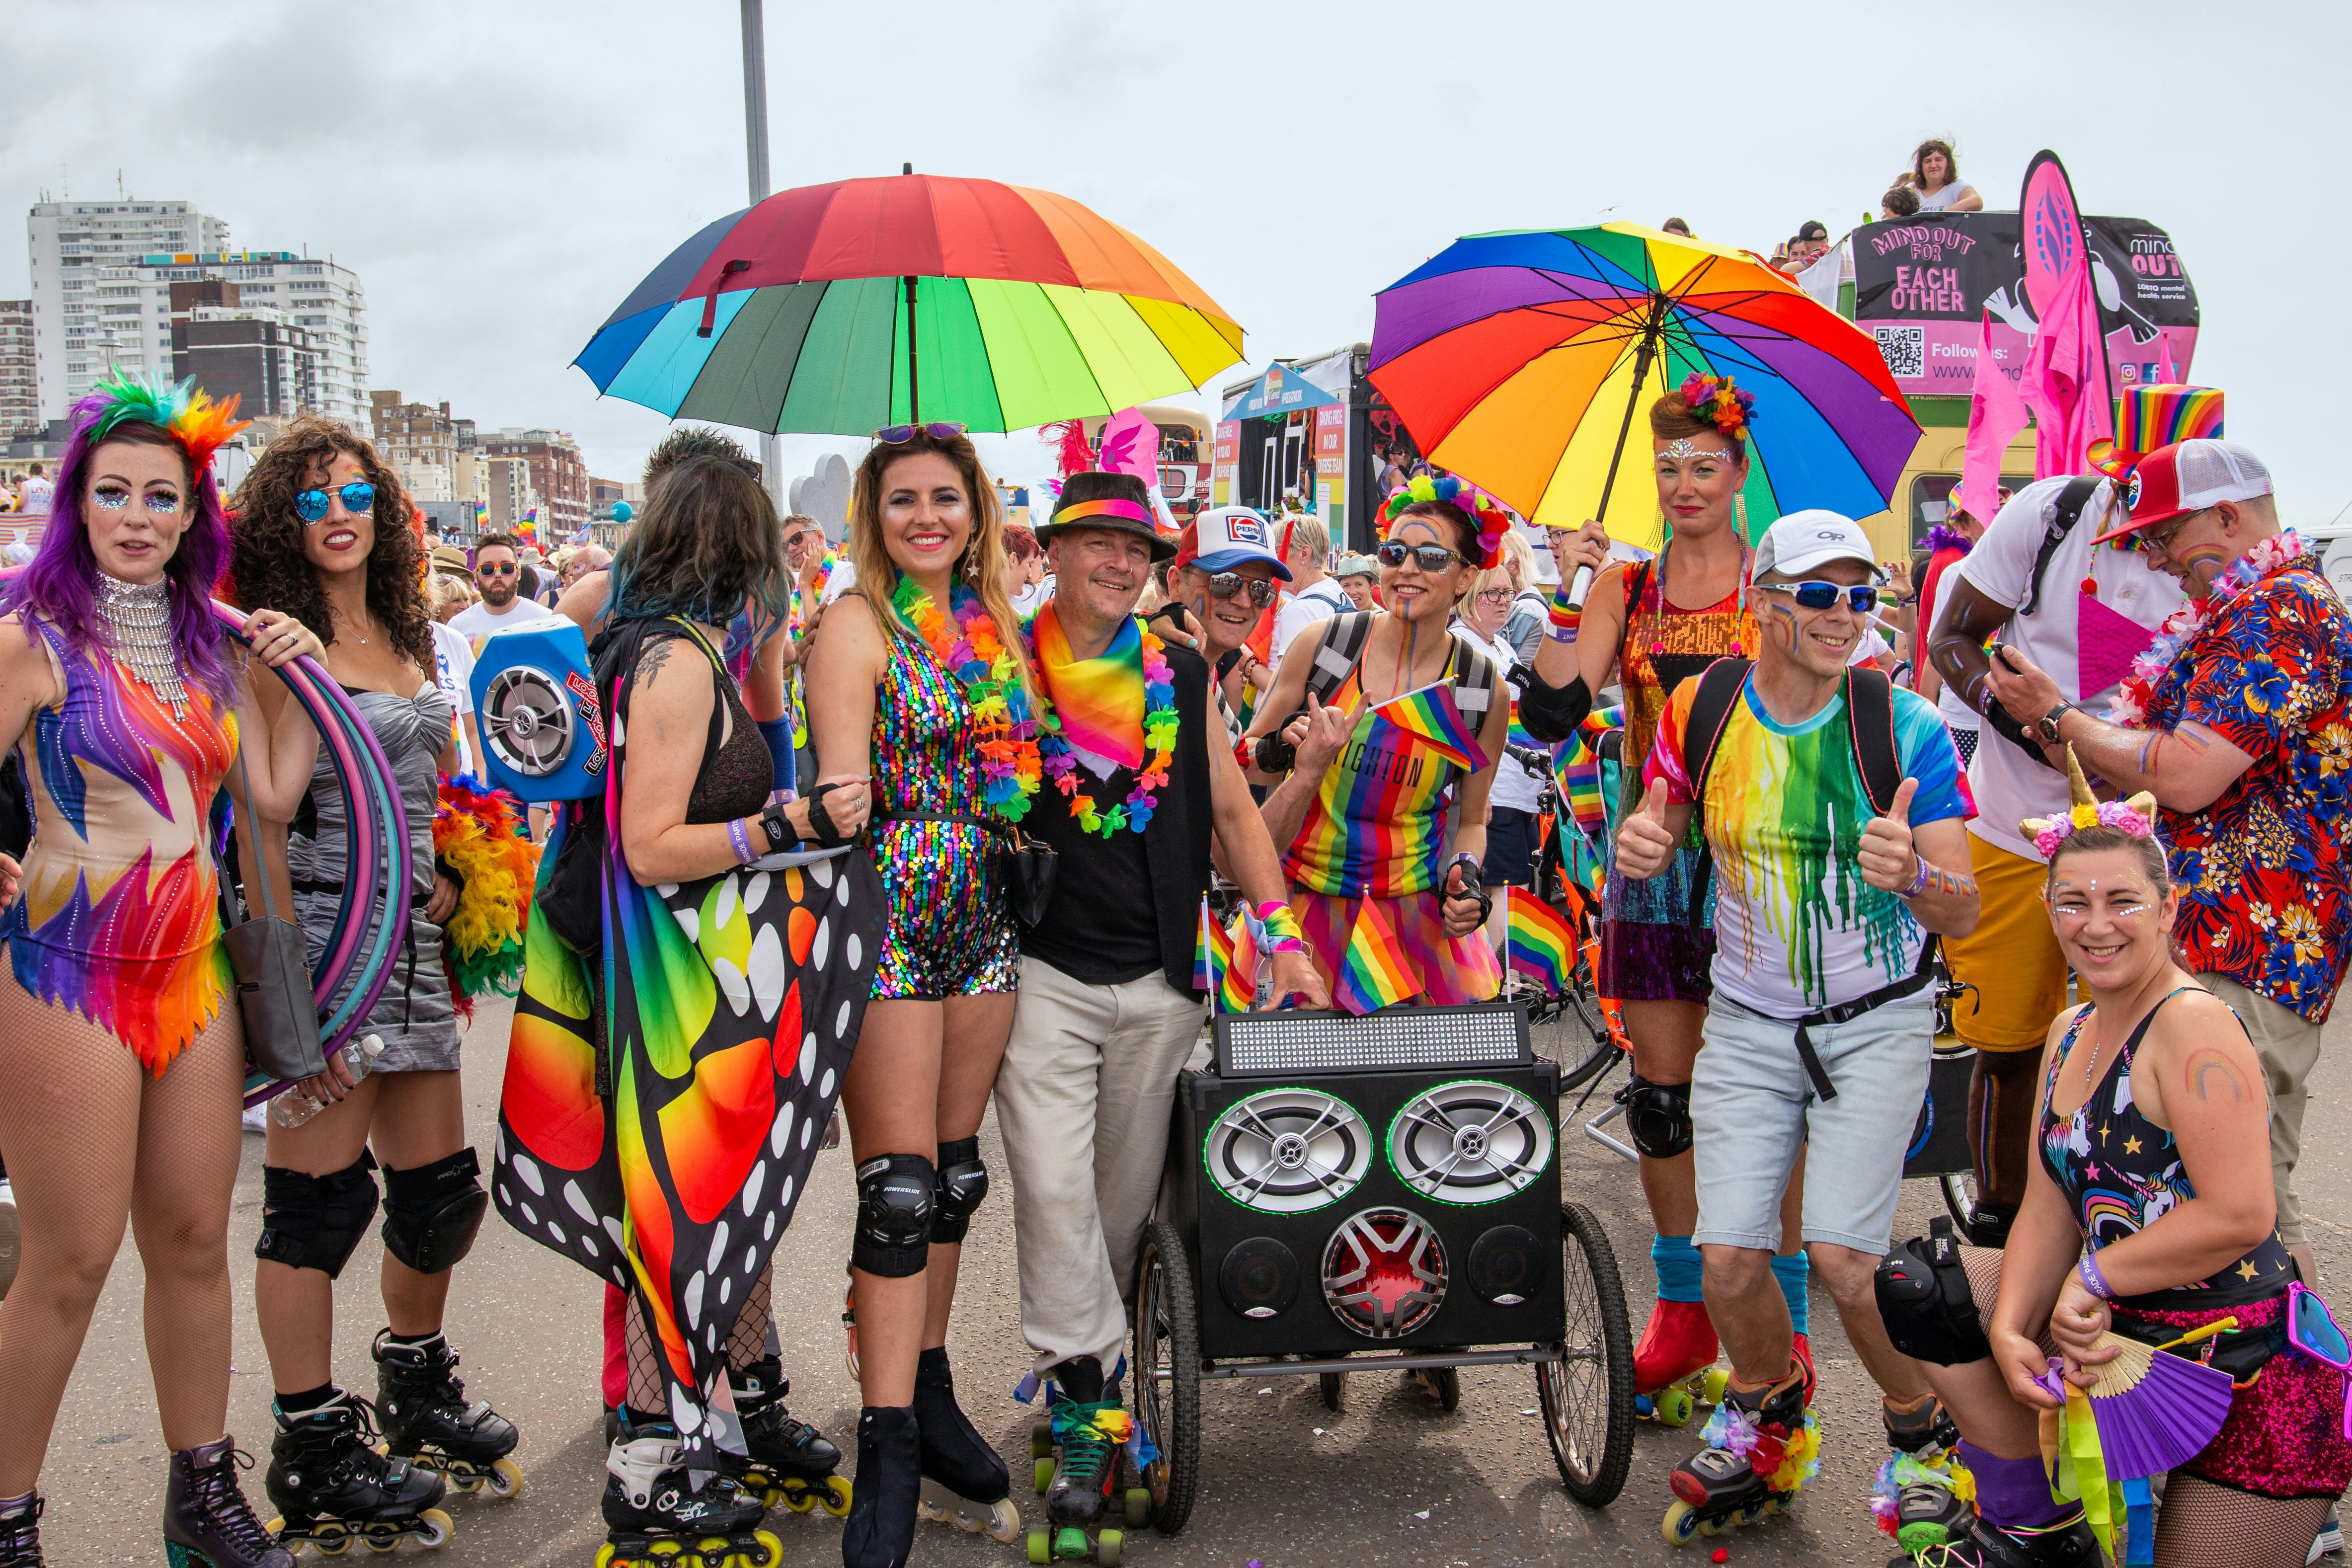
[624,1258,778,1414]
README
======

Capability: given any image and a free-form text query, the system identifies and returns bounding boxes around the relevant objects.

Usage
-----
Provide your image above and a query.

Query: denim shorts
[1690,991,1934,1255]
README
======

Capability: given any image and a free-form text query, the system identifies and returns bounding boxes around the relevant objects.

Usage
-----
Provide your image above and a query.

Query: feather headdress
[86,368,248,471]
[2020,747,2157,859]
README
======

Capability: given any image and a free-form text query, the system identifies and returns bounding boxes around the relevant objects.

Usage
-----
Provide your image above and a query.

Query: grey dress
[288,682,461,1074]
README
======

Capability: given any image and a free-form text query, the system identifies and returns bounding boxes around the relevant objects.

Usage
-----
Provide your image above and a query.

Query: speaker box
[1901,1042,1974,1179]
[1165,1006,1564,1361]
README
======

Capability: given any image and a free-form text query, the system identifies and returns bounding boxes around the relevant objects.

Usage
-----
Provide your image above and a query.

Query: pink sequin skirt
[2117,1292,2352,1499]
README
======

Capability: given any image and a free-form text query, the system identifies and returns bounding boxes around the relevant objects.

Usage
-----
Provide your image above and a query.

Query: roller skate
[163,1437,295,1568]
[372,1331,523,1500]
[0,1492,37,1568]
[1660,1359,1819,1546]
[597,1421,779,1568]
[912,1345,1019,1543]
[841,1406,921,1568]
[264,1391,454,1555]
[727,1356,850,1517]
[1871,1396,1972,1554]
[1889,1510,2101,1567]
[1027,1360,1148,1565]
[1632,1298,1726,1427]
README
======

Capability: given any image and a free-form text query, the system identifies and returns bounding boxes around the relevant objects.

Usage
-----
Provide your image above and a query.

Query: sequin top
[870,623,990,820]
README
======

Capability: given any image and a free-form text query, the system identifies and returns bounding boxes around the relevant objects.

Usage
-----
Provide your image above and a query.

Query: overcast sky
[8,0,2347,522]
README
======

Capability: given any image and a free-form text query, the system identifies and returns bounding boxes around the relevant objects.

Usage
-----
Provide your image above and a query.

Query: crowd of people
[0,351,2344,1568]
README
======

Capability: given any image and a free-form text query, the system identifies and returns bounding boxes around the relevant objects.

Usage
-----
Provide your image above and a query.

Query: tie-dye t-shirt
[1646,673,1972,1015]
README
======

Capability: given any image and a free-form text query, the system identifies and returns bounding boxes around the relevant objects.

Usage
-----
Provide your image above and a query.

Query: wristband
[1547,580,1583,634]
[1899,855,1934,899]
[805,786,849,848]
[757,801,794,855]
[2077,1251,2115,1302]
[1255,900,1306,954]
[727,817,758,867]
[1234,736,1256,776]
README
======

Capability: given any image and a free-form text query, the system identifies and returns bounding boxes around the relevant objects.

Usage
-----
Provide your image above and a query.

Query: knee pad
[1515,671,1591,747]
[931,1137,988,1245]
[256,1154,380,1279]
[1620,1075,1693,1160]
[1875,1217,1990,1365]
[853,1153,937,1279]
[381,1148,488,1275]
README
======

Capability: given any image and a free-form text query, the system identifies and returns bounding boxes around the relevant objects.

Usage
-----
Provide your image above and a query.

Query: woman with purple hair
[0,370,322,1568]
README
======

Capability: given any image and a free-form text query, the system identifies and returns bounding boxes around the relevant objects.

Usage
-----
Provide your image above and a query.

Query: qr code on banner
[1873,324,1925,380]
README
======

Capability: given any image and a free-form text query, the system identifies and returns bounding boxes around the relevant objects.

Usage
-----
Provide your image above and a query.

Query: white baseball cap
[1179,506,1292,579]
[1752,510,1878,580]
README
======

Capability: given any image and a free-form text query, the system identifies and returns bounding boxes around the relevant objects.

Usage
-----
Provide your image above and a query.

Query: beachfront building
[27,199,229,419]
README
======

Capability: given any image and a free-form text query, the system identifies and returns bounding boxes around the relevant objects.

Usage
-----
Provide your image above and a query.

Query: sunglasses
[873,422,968,445]
[1377,541,1462,572]
[476,562,518,577]
[2287,1282,2352,1439]
[1756,580,1877,614]
[1198,572,1278,607]
[293,481,376,525]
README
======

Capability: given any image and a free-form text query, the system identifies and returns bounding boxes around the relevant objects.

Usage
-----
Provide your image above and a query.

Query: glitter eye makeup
[145,491,181,514]
[91,485,131,510]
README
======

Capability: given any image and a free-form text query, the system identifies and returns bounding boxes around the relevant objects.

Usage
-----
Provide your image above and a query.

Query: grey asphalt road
[43,1000,2352,1566]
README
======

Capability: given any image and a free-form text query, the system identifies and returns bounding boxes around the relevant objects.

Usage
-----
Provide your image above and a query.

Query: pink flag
[1097,406,1181,541]
[2157,331,2179,385]
[1960,311,2029,523]
[2021,251,2112,479]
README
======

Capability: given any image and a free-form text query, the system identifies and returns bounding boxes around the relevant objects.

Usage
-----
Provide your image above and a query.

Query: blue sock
[1652,1234,1704,1304]
[1771,1251,1810,1336]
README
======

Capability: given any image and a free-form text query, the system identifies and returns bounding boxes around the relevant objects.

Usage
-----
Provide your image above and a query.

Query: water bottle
[271,1033,386,1129]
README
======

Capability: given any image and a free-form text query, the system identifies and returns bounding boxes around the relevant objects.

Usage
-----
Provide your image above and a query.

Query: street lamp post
[741,0,784,507]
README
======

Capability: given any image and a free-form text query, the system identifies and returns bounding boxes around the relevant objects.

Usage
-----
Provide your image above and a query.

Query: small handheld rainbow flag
[1335,897,1415,1015]
[1193,900,1258,1015]
[1503,886,1576,997]
[1377,682,1487,771]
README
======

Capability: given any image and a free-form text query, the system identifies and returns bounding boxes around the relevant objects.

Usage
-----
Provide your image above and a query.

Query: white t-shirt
[427,621,479,778]
[1271,577,1349,664]
[1452,622,1544,813]
[19,476,51,515]
[1953,475,2186,860]
[1917,183,1978,212]
[448,594,561,648]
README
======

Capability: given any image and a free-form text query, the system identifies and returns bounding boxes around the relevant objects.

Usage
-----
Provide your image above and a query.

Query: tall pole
[741,0,784,508]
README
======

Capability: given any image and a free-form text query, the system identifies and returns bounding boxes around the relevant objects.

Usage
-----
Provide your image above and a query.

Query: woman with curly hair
[228,418,520,1550]
[0,371,322,1568]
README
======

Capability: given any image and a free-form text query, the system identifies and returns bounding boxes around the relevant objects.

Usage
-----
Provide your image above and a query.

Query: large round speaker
[480,665,576,778]
[1322,1207,1447,1339]
[1465,1224,1545,1306]
[1218,1237,1300,1319]
[1387,1079,1554,1204]
[1203,1088,1371,1214]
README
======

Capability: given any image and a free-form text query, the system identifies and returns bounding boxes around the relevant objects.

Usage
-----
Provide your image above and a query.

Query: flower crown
[1381,471,1509,569]
[1678,373,1757,441]
[2020,747,2158,860]
[86,367,248,472]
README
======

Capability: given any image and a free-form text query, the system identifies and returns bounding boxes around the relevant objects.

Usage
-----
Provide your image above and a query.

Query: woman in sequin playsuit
[803,424,1037,1568]
[0,372,322,1568]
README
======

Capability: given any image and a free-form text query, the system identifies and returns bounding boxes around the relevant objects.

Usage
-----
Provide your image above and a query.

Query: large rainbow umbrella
[1369,224,1919,549]
[574,170,1246,436]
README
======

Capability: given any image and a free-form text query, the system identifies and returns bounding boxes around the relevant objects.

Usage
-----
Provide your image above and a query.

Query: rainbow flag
[1193,900,1257,1015]
[1504,887,1576,997]
[1335,897,1415,1015]
[1377,682,1487,771]
[1558,705,1625,837]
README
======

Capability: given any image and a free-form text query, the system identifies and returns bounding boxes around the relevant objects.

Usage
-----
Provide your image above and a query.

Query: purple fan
[2038,1320,2238,1478]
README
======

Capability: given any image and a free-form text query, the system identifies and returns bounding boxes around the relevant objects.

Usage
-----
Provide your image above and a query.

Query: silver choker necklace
[94,571,190,719]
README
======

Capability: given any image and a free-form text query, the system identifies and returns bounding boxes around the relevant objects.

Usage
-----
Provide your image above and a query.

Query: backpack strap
[1843,665,1903,816]
[1304,610,1375,707]
[2020,475,2103,618]
[1679,656,1754,938]
[1450,635,1497,722]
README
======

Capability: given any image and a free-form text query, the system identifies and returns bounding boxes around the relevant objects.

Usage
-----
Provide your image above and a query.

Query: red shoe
[1634,1298,1720,1395]
[1790,1332,1816,1406]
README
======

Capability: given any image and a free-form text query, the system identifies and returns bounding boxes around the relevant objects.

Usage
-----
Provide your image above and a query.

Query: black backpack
[1303,609,1497,728]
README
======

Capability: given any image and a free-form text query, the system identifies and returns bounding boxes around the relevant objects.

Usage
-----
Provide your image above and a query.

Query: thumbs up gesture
[1858,777,1922,895]
[1614,776,1679,881]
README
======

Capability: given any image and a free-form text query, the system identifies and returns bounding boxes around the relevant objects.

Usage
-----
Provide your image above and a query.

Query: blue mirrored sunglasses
[1757,580,1877,614]
[294,481,376,525]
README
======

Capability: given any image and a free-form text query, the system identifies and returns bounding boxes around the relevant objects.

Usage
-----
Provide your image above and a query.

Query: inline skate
[372,1331,523,1500]
[1871,1395,1973,1554]
[264,1392,453,1555]
[1027,1359,1148,1566]
[163,1437,293,1568]
[913,1345,1019,1543]
[1661,1359,1819,1546]
[1890,1511,2102,1568]
[597,1421,778,1568]
[727,1355,850,1516]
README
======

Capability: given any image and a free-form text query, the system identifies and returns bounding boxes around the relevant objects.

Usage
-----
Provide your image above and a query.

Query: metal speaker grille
[1322,1206,1447,1339]
[1203,1088,1370,1214]
[481,666,575,777]
[1388,1079,1555,1205]
[1216,1002,1528,1076]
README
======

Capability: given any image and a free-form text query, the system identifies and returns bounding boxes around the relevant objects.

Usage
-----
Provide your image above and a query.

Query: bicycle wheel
[1536,1201,1636,1506]
[1550,961,1619,1094]
[1130,1220,1200,1536]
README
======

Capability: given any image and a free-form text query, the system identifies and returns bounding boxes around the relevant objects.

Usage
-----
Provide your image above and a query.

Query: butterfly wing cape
[492,619,885,1462]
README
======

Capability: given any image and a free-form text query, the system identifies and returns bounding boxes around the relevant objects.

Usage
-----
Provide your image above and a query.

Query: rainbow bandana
[1053,496,1156,528]
[1032,602,1152,773]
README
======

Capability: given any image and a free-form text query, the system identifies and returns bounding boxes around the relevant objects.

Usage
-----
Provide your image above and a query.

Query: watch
[2036,700,2078,745]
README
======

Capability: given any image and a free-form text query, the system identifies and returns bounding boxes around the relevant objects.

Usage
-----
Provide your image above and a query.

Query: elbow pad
[1516,672,1592,746]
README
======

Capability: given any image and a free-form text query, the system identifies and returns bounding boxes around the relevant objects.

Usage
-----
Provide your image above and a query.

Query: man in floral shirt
[1986,440,2351,1283]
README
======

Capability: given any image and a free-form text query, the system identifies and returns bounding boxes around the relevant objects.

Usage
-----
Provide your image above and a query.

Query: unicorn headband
[1381,471,1509,569]
[2020,746,2158,860]
[85,367,248,472]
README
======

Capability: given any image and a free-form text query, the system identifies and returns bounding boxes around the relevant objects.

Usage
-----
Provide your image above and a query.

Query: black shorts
[1482,806,1538,888]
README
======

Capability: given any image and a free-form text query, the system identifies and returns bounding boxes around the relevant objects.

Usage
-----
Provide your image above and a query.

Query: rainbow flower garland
[893,575,1042,820]
[1679,372,1756,440]
[1033,614,1179,837]
[2108,530,2306,727]
[790,553,836,635]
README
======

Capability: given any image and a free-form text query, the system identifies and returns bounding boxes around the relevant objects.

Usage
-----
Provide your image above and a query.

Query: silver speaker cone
[1322,1206,1446,1339]
[481,666,575,777]
[1203,1088,1370,1214]
[1387,1079,1554,1205]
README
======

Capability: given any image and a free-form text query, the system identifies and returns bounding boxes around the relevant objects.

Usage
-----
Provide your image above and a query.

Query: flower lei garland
[2028,798,2156,860]
[1381,471,1510,569]
[1035,618,1180,837]
[789,553,836,635]
[2108,530,2306,726]
[892,574,1041,820]
[1679,372,1757,440]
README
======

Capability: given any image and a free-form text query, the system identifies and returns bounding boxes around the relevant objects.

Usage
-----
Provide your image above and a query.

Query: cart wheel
[1318,1372,1346,1413]
[1941,1170,1979,1231]
[1536,1201,1636,1507]
[1130,1218,1200,1536]
[1412,1367,1460,1411]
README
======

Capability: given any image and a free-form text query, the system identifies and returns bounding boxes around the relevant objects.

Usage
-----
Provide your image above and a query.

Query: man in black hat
[994,470,1326,1538]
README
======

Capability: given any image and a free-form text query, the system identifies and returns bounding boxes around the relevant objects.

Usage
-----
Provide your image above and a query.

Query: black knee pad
[1620,1074,1693,1160]
[1515,672,1591,746]
[853,1153,936,1279]
[256,1153,380,1279]
[931,1137,988,1245]
[381,1148,488,1275]
[1875,1217,1990,1365]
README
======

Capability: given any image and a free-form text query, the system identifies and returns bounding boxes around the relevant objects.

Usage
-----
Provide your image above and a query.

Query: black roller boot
[373,1330,523,1499]
[1889,1509,2103,1567]
[163,1437,294,1568]
[265,1391,451,1555]
[729,1356,848,1515]
[912,1346,1018,1542]
[841,1406,921,1568]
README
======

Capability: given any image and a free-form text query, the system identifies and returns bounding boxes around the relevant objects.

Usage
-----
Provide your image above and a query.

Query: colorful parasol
[574,170,1246,436]
[1368,224,1919,549]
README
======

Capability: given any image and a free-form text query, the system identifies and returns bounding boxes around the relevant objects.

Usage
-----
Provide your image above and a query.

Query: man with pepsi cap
[1155,505,1291,756]
[994,472,1326,1533]
[1985,437,2352,1287]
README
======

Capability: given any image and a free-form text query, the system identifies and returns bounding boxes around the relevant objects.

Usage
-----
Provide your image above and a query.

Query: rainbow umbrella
[574,170,1245,435]
[1368,224,1918,549]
